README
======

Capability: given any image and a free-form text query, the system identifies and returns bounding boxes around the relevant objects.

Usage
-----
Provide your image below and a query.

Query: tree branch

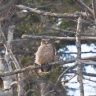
[0,60,76,77]
[58,51,96,55]
[68,70,96,77]
[16,5,86,18]
[73,0,94,17]
[44,27,95,36]
[53,63,77,91]
[62,73,77,84]
[22,34,96,41]
[76,17,84,96]
[83,76,96,83]
[0,59,96,77]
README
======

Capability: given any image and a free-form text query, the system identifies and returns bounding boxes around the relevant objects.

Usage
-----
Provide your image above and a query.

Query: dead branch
[43,90,55,96]
[81,60,96,65]
[58,51,96,55]
[0,58,96,77]
[73,0,94,17]
[62,73,77,83]
[53,63,77,91]
[82,55,96,60]
[76,17,84,96]
[83,76,96,83]
[68,70,96,77]
[4,81,18,91]
[24,89,35,96]
[61,74,77,90]
[0,60,76,77]
[21,34,96,41]
[44,27,95,36]
[16,5,85,18]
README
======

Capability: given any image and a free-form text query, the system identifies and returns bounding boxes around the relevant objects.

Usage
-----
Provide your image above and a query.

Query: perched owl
[35,39,55,72]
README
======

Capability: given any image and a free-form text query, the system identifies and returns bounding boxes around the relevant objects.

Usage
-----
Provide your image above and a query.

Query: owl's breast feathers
[35,44,55,65]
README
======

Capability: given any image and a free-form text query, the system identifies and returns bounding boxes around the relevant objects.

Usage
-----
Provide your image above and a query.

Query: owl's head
[41,39,51,45]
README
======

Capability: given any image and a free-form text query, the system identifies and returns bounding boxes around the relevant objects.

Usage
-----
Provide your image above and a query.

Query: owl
[35,39,55,72]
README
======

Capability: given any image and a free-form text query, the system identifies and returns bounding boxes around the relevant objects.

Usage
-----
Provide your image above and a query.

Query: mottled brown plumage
[35,39,55,72]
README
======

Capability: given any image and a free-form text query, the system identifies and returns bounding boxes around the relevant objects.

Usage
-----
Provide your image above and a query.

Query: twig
[53,63,77,91]
[45,27,95,36]
[24,89,35,96]
[4,81,18,91]
[83,76,96,83]
[62,73,77,83]
[57,64,77,82]
[58,51,96,55]
[61,74,77,89]
[43,90,55,96]
[68,70,96,77]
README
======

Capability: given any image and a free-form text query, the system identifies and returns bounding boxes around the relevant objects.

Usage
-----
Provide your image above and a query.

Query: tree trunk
[76,17,84,96]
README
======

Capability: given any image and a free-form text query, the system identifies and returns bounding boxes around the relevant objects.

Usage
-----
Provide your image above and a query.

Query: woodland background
[0,0,96,96]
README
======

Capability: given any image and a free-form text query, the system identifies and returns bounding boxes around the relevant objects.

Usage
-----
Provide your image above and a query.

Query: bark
[73,0,94,17]
[92,0,96,22]
[7,26,24,96]
[76,17,84,96]
[22,34,96,41]
[0,58,9,96]
[3,26,14,96]
[0,24,13,96]
[0,24,24,96]
[16,5,86,18]
[0,59,96,77]
[0,60,76,77]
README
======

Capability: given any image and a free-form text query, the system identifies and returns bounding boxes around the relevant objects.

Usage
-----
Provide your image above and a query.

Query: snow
[62,44,96,96]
